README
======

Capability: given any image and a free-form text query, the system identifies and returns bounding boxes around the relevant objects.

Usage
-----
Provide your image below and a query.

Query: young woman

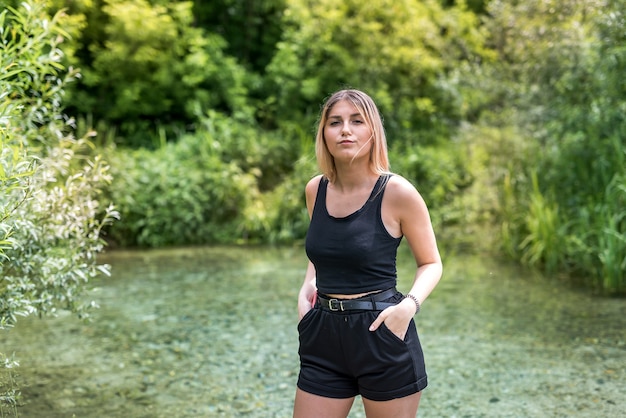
[294,89,443,418]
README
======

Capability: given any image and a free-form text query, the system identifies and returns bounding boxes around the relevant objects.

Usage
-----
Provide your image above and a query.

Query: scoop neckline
[323,175,383,220]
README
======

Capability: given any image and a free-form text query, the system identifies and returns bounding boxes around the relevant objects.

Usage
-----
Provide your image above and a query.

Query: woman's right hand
[298,280,317,320]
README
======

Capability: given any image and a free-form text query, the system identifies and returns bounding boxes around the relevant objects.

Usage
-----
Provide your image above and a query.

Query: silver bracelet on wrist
[405,293,421,314]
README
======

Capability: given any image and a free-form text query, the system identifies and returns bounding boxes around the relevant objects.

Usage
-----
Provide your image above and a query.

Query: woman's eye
[352,120,363,124]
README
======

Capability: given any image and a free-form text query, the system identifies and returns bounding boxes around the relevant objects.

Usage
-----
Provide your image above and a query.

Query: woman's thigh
[362,391,421,418]
[293,388,355,418]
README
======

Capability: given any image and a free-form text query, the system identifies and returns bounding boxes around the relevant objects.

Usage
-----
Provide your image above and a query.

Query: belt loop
[370,294,377,311]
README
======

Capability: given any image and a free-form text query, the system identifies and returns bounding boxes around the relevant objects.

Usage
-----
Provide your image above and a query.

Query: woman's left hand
[368,298,416,340]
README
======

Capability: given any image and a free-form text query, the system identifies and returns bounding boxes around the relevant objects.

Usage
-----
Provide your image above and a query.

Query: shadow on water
[1,245,624,417]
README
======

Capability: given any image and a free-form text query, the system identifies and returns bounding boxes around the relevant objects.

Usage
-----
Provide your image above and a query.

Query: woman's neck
[331,165,378,193]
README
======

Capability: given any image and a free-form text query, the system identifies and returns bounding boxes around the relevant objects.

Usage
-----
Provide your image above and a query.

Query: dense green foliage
[100,111,314,247]
[477,0,626,293]
[1,2,117,407]
[191,0,286,73]
[55,0,626,294]
[264,0,490,142]
[0,2,117,327]
[1,0,624,300]
[69,0,254,147]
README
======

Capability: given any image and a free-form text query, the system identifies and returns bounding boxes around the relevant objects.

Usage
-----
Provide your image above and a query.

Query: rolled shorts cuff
[360,375,428,402]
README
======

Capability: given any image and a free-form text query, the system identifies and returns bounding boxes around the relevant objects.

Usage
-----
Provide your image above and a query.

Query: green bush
[391,141,473,220]
[196,111,304,192]
[105,139,255,247]
[1,1,117,408]
[264,0,491,144]
[240,149,317,245]
[103,110,313,246]
[483,0,626,294]
[1,0,116,328]
[63,0,255,147]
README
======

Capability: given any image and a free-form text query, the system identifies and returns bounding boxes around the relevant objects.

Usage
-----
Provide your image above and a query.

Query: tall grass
[501,137,626,295]
[518,172,563,274]
[595,176,626,293]
[566,135,626,294]
[0,354,19,417]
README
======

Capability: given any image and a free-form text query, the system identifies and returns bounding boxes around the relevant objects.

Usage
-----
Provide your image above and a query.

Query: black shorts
[296,290,428,401]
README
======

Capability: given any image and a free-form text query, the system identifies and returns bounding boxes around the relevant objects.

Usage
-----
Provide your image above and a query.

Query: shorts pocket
[380,321,410,344]
[297,307,318,334]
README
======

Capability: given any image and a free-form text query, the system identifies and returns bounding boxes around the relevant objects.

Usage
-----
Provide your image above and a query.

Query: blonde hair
[315,89,390,182]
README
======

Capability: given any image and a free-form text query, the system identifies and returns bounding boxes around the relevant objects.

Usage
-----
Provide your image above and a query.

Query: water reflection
[1,245,624,417]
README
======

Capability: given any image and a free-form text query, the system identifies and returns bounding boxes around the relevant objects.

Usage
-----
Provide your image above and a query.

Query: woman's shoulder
[386,174,418,193]
[304,174,324,199]
[305,174,324,192]
[305,175,324,213]
[385,174,426,205]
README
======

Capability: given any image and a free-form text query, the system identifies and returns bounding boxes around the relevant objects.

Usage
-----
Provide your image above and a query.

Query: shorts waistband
[317,288,398,312]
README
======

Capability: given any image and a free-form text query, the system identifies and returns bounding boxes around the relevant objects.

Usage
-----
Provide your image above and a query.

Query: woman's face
[323,100,373,162]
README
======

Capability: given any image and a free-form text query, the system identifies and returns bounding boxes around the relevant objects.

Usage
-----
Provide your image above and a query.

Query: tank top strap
[313,176,329,216]
[369,174,392,203]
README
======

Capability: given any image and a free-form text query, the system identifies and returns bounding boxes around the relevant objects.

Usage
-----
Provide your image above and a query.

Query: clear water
[1,245,624,417]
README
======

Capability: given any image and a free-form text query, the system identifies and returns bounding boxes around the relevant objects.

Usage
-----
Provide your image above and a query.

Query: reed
[554,169,626,294]
[595,176,626,293]
[518,172,563,274]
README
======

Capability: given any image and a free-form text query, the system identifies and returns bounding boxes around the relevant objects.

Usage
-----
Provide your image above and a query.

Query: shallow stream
[1,245,624,417]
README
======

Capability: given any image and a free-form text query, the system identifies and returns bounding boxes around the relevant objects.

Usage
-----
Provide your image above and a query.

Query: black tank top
[305,175,402,294]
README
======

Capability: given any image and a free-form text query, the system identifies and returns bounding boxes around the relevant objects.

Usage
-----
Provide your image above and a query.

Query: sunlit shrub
[473,0,626,294]
[0,0,117,326]
[105,139,254,247]
[1,1,118,409]
[103,111,313,246]
[390,141,473,227]
[240,152,317,244]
